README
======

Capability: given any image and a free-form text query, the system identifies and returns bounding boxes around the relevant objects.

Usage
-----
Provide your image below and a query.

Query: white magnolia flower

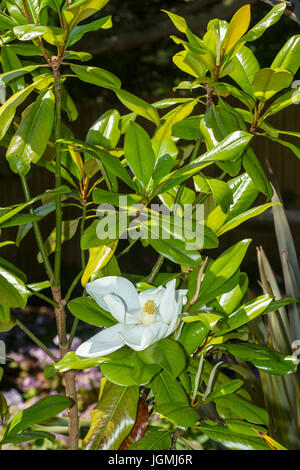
[76,276,188,357]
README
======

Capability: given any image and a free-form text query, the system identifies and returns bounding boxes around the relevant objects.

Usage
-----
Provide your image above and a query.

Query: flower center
[142,300,156,315]
[141,300,157,325]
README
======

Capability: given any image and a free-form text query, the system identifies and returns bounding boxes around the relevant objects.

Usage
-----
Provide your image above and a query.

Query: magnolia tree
[0,0,299,451]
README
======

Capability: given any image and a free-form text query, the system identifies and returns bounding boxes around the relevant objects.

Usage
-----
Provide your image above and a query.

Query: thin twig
[15,318,57,362]
[185,256,209,312]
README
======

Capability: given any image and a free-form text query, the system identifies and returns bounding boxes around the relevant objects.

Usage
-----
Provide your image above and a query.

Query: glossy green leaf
[229,46,260,97]
[44,351,108,378]
[148,238,201,268]
[252,68,293,102]
[197,424,270,450]
[138,338,186,378]
[221,5,251,55]
[115,89,160,126]
[83,381,139,449]
[151,370,188,406]
[216,295,273,335]
[128,426,172,450]
[1,45,25,93]
[242,2,286,42]
[68,296,117,328]
[37,219,79,262]
[217,202,277,236]
[6,89,55,175]
[271,35,300,75]
[124,122,155,188]
[216,343,299,376]
[100,348,160,386]
[243,148,273,198]
[0,266,28,308]
[195,240,251,307]
[179,321,209,355]
[4,395,71,438]
[70,64,121,90]
[63,0,109,27]
[86,109,121,149]
[155,402,199,430]
[227,173,259,220]
[81,241,118,286]
[68,16,112,46]
[0,81,37,141]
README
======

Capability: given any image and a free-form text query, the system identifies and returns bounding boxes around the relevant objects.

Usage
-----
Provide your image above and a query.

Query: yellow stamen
[142,300,156,315]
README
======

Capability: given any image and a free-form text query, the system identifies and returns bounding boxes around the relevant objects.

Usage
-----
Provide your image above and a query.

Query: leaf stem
[20,176,53,280]
[15,317,57,362]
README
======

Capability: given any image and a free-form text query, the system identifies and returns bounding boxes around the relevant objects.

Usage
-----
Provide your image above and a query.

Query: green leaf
[13,24,66,46]
[128,426,172,450]
[0,81,37,141]
[70,64,121,90]
[37,219,80,262]
[100,349,160,386]
[214,394,269,425]
[68,16,112,46]
[151,370,188,406]
[216,295,273,335]
[138,338,186,378]
[4,395,71,437]
[63,0,109,27]
[172,116,202,140]
[216,343,299,376]
[195,240,251,307]
[1,45,25,93]
[252,68,293,102]
[0,186,70,226]
[221,4,251,55]
[148,238,202,268]
[81,241,118,286]
[2,430,56,445]
[115,89,160,126]
[271,35,300,76]
[157,131,252,194]
[242,2,286,42]
[243,148,273,198]
[206,379,244,401]
[217,202,277,236]
[86,109,121,149]
[197,424,270,450]
[155,402,199,430]
[179,321,209,355]
[68,296,117,327]
[227,173,259,220]
[0,266,28,308]
[229,46,260,97]
[83,382,139,450]
[6,89,55,175]
[124,122,155,188]
[44,351,108,377]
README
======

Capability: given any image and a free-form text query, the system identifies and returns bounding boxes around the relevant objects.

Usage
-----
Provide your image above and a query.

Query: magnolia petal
[139,286,164,310]
[176,289,188,306]
[103,294,126,323]
[120,321,168,351]
[159,278,177,324]
[76,323,125,357]
[86,276,140,313]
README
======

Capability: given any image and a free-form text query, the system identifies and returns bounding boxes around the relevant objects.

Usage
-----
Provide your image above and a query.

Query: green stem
[53,64,63,288]
[64,270,84,304]
[27,287,59,308]
[147,254,165,284]
[20,176,53,280]
[80,204,87,270]
[15,317,57,362]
